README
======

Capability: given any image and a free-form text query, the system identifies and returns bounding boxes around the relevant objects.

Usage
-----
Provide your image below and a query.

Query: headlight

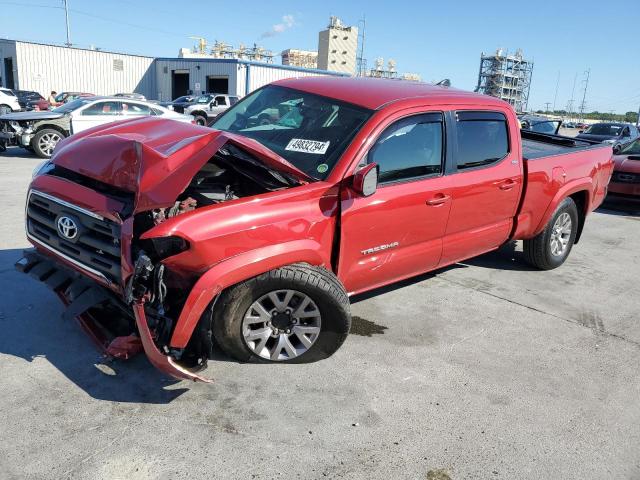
[147,236,189,260]
[32,160,52,178]
[602,139,616,144]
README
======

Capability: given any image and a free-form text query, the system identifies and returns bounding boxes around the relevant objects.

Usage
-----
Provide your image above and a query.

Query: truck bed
[514,129,613,240]
[521,130,605,160]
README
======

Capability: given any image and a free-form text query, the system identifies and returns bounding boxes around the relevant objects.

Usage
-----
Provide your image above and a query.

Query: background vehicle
[0,87,21,114]
[52,91,94,106]
[12,90,49,111]
[519,114,561,134]
[608,139,640,199]
[0,97,193,158]
[576,122,640,153]
[159,95,197,113]
[184,93,239,125]
[113,93,146,100]
[17,78,613,382]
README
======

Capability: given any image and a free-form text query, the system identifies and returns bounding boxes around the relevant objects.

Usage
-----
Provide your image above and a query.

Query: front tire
[192,114,207,126]
[213,264,351,363]
[32,128,64,158]
[523,197,579,270]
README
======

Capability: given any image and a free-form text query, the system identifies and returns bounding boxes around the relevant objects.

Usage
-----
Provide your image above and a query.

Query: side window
[150,107,164,116]
[81,101,121,116]
[622,127,630,137]
[229,96,239,106]
[122,102,150,115]
[367,113,444,184]
[455,111,509,170]
[215,96,227,106]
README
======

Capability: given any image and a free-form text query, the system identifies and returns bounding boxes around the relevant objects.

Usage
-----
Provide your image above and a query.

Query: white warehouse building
[0,39,348,102]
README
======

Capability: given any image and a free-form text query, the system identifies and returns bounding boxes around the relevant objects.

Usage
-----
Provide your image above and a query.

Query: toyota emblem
[56,216,78,240]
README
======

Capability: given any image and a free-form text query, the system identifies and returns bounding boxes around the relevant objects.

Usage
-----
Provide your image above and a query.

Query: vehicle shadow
[0,147,37,159]
[0,248,189,404]
[597,197,640,217]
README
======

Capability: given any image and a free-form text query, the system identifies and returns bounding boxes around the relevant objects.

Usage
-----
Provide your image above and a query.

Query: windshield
[585,124,622,136]
[52,98,93,113]
[620,139,640,155]
[211,85,372,179]
[196,95,213,104]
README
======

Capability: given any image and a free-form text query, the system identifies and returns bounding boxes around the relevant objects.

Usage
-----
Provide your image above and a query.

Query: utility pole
[568,72,578,121]
[356,16,366,77]
[63,0,71,47]
[544,102,551,113]
[578,68,590,122]
[636,104,640,127]
[552,71,560,112]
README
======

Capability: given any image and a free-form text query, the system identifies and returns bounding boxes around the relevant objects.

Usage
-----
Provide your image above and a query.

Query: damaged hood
[51,117,312,212]
[0,111,65,121]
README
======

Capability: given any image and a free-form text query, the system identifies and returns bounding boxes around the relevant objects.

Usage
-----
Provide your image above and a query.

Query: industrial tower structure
[475,49,533,112]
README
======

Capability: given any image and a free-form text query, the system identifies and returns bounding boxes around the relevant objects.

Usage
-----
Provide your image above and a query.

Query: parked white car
[0,97,193,158]
[0,88,22,114]
[184,93,239,125]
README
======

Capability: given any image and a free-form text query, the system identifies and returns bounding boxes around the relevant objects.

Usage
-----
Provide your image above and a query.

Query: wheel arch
[190,110,208,119]
[169,240,333,349]
[532,179,593,239]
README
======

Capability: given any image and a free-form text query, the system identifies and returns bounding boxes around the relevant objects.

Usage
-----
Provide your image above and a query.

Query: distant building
[281,49,318,69]
[475,48,533,112]
[317,16,358,75]
[0,39,348,102]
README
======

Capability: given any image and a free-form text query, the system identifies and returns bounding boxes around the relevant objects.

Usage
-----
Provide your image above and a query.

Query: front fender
[169,239,329,348]
[532,178,593,236]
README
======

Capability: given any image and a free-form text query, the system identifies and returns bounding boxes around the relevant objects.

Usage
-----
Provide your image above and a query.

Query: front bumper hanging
[15,249,212,383]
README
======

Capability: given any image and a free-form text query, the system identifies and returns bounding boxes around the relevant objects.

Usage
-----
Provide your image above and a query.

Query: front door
[338,112,452,294]
[440,110,522,265]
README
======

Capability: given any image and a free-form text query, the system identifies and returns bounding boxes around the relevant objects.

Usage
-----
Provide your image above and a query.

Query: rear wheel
[32,128,64,158]
[523,197,579,270]
[213,264,351,363]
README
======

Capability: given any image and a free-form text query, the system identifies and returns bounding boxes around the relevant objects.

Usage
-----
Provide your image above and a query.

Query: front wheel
[523,197,579,270]
[32,128,64,158]
[192,114,207,126]
[212,264,351,363]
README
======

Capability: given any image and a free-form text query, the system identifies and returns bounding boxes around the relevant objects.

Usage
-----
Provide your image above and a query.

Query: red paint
[608,154,640,197]
[25,77,614,381]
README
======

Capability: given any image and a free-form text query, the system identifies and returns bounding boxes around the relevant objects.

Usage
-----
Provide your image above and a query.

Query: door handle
[498,179,517,191]
[426,194,450,206]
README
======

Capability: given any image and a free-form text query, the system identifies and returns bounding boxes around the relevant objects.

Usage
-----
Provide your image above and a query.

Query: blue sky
[1,0,639,113]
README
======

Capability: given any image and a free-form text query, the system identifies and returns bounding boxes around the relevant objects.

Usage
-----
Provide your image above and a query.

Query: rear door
[71,100,123,133]
[338,112,452,294]
[208,95,229,116]
[440,110,522,265]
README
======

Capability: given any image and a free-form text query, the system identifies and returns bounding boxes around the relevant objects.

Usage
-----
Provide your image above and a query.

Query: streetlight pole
[63,0,71,47]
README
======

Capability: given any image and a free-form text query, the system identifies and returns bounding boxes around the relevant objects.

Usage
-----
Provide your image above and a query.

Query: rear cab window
[455,111,509,170]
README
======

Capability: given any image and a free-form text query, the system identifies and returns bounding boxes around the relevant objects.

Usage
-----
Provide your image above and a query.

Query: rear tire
[32,128,64,158]
[523,197,579,270]
[213,264,351,363]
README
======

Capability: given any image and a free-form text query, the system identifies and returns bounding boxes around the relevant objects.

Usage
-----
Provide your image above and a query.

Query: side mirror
[353,163,378,197]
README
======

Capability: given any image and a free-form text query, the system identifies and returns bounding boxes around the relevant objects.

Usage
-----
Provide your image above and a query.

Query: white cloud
[260,14,296,39]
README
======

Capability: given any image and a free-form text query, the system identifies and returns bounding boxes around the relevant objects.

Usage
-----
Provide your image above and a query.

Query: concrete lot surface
[0,150,639,480]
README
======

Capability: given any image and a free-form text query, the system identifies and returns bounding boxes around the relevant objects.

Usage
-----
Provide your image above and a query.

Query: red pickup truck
[16,78,613,382]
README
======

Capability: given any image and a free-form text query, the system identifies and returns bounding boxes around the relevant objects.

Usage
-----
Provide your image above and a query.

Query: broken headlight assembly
[146,235,190,260]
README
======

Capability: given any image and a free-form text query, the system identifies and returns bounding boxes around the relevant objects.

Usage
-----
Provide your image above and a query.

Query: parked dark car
[519,115,561,135]
[51,92,94,107]
[576,122,640,153]
[159,95,197,114]
[12,90,49,111]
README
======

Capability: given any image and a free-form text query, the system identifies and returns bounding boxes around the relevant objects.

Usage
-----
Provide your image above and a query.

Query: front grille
[612,170,640,184]
[26,190,122,283]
